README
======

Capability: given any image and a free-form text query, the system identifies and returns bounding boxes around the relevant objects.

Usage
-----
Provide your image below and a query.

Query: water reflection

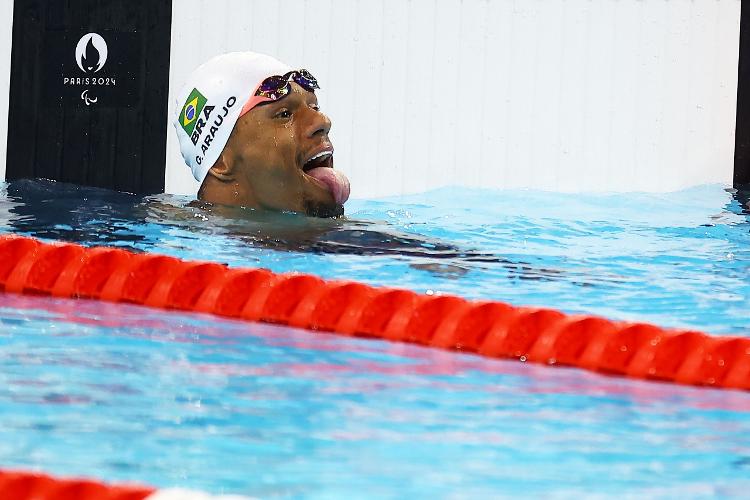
[2,289,750,495]
[0,179,559,281]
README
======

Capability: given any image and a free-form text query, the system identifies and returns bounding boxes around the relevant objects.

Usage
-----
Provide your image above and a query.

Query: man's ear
[206,150,234,182]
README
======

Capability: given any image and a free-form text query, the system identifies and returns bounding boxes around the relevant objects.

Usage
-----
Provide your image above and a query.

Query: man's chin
[304,201,344,218]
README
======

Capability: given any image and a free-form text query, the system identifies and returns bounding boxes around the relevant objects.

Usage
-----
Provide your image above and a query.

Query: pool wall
[0,1,13,185]
[165,0,741,197]
[0,1,742,196]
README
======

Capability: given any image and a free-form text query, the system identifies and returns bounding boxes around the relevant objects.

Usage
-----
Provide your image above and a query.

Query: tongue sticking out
[306,167,350,205]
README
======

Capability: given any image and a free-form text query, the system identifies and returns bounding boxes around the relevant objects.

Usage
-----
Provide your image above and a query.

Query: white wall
[171,0,738,197]
[0,1,13,183]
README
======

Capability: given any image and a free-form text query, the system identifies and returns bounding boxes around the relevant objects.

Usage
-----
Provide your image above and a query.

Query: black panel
[736,0,750,187]
[6,0,172,194]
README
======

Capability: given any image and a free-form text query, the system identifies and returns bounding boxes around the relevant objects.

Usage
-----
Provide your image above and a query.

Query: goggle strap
[240,93,272,118]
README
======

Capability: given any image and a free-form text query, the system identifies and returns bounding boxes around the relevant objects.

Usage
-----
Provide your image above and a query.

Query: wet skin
[198,83,342,217]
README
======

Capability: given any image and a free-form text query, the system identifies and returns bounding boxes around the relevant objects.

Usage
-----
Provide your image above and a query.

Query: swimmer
[173,52,350,218]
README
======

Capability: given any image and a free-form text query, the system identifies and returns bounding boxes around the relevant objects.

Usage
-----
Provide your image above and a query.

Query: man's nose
[305,108,332,138]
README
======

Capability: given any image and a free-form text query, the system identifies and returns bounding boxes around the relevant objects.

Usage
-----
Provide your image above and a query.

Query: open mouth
[302,150,333,173]
[300,146,350,208]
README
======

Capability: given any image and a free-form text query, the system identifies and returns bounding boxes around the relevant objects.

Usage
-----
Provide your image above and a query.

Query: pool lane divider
[0,469,153,500]
[0,469,249,499]
[1,234,749,391]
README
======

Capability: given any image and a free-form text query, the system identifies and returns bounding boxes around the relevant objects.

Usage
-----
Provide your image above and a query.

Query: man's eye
[275,109,291,119]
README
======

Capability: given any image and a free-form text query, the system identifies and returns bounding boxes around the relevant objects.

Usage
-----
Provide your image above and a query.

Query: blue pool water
[0,180,750,496]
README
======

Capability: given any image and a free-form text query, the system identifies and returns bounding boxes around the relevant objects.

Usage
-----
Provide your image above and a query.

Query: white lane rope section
[147,488,253,500]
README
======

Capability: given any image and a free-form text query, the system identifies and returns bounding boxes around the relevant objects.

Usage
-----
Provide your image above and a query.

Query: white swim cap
[173,52,292,184]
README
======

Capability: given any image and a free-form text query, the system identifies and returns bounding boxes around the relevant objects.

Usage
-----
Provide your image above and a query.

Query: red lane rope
[0,470,154,500]
[1,234,748,390]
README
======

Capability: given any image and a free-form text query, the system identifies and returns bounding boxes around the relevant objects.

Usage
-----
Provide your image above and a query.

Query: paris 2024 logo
[66,33,115,105]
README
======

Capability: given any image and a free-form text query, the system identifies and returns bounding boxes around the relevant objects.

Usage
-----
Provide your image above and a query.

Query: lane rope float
[0,234,748,390]
[0,469,248,499]
[0,470,153,500]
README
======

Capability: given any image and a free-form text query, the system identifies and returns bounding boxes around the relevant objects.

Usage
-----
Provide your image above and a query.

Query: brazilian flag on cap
[179,88,207,136]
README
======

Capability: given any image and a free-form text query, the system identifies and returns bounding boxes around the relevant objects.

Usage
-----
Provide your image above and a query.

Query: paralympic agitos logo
[179,88,237,165]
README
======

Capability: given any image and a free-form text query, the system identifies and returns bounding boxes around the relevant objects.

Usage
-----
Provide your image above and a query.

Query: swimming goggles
[241,69,320,116]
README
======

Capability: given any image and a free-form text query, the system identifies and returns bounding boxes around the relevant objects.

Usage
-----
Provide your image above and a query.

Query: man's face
[223,82,343,216]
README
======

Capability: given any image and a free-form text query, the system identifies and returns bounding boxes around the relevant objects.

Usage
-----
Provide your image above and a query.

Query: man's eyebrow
[261,96,299,113]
